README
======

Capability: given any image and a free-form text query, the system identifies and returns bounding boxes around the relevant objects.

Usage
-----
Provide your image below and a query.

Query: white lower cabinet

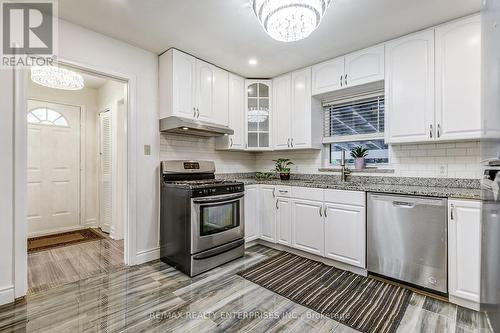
[291,199,324,256]
[324,203,366,268]
[260,185,277,243]
[244,185,259,242]
[448,199,481,307]
[276,197,291,246]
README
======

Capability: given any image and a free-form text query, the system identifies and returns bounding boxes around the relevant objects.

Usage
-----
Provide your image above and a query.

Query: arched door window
[27,108,69,127]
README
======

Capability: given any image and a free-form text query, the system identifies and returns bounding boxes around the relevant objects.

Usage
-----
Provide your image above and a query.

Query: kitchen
[0,0,499,332]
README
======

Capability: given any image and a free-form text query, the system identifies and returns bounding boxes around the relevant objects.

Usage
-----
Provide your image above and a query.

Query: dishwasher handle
[369,193,447,207]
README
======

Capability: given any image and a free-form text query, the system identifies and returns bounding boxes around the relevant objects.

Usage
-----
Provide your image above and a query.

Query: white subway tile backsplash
[159,134,481,179]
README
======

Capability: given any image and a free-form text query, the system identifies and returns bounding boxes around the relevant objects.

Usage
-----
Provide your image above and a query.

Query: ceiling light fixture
[251,0,332,42]
[248,59,258,65]
[31,66,85,90]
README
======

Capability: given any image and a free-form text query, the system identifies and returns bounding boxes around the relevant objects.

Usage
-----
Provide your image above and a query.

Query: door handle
[323,206,327,217]
[287,138,290,148]
[437,124,441,138]
[340,75,343,87]
[193,107,196,118]
[392,201,415,208]
[272,188,276,198]
[344,74,348,86]
[450,204,455,220]
[429,124,433,138]
[276,199,279,209]
[290,138,293,147]
[319,206,323,217]
[196,108,200,118]
[230,138,233,147]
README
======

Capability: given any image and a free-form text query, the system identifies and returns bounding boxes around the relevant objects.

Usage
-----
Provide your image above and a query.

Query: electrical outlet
[438,165,448,177]
[144,145,151,156]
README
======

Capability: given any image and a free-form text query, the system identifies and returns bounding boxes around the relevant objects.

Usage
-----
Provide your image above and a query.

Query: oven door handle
[192,239,245,260]
[192,193,244,204]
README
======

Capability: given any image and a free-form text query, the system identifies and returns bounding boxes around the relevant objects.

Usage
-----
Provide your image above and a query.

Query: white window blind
[323,92,385,143]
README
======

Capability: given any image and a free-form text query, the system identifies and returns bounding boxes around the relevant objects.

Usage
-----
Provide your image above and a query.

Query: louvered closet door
[99,111,112,233]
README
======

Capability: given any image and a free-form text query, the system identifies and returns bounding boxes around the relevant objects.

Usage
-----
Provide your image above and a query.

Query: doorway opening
[26,65,128,293]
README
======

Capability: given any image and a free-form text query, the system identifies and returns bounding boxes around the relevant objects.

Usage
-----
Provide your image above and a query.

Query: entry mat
[28,228,105,253]
[238,252,412,333]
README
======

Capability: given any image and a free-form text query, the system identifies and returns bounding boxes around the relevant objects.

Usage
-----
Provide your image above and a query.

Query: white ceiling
[58,0,480,78]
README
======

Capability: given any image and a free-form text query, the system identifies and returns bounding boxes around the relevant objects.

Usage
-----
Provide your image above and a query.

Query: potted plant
[350,146,368,170]
[273,158,294,180]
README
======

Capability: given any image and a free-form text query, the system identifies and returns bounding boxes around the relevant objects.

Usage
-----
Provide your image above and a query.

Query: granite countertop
[220,175,481,200]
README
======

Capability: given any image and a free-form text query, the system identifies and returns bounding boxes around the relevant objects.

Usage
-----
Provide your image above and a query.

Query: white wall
[255,141,482,179]
[1,18,159,305]
[54,19,159,262]
[0,69,15,304]
[160,133,256,173]
[28,82,100,229]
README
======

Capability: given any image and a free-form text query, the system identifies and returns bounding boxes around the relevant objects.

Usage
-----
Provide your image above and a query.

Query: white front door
[27,100,81,236]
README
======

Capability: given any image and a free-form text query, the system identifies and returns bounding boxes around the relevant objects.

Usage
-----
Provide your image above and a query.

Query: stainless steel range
[160,160,245,276]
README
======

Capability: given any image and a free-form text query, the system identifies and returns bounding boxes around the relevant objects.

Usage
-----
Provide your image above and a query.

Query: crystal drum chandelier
[251,0,332,42]
[31,66,85,90]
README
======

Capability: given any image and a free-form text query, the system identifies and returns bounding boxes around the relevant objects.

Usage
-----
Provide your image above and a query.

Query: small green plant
[273,158,294,174]
[255,171,274,179]
[350,146,369,159]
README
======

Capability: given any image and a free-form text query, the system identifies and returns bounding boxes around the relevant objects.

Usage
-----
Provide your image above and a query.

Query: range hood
[159,116,234,137]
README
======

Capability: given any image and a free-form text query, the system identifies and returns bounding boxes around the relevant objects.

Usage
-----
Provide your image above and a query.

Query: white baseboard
[28,225,87,238]
[449,295,480,311]
[253,239,368,277]
[85,218,98,228]
[135,247,160,264]
[0,285,14,306]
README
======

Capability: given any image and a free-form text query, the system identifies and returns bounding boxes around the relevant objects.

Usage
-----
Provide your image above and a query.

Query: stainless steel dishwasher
[367,193,448,294]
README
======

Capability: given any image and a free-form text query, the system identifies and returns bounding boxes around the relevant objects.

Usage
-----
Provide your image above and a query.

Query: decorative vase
[279,173,290,181]
[354,158,366,170]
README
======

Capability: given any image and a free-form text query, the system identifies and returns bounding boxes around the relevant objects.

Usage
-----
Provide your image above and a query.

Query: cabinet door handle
[272,188,276,198]
[193,107,196,118]
[290,138,294,147]
[197,108,200,118]
[276,199,279,210]
[429,124,433,138]
[340,75,343,87]
[450,204,455,220]
[437,124,441,138]
[345,74,348,86]
[287,138,290,148]
[230,138,233,147]
[319,206,323,217]
[323,206,327,217]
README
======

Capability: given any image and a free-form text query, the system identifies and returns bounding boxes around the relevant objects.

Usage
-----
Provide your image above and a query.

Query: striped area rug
[238,252,412,333]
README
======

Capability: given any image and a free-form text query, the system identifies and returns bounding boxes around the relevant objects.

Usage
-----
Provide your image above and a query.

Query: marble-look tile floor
[0,245,492,332]
[28,231,124,294]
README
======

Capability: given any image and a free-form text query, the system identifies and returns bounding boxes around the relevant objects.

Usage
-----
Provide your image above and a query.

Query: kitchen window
[323,91,388,166]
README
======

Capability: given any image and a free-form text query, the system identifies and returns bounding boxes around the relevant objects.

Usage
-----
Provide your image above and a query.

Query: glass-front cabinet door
[246,80,272,149]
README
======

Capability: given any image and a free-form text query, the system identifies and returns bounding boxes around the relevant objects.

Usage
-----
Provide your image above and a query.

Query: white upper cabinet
[312,57,344,95]
[273,74,292,149]
[160,49,196,119]
[228,73,245,149]
[159,49,229,126]
[291,68,313,148]
[246,80,272,150]
[212,66,229,126]
[448,199,481,307]
[311,45,384,96]
[385,30,435,143]
[196,60,215,122]
[435,14,481,141]
[344,44,385,88]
